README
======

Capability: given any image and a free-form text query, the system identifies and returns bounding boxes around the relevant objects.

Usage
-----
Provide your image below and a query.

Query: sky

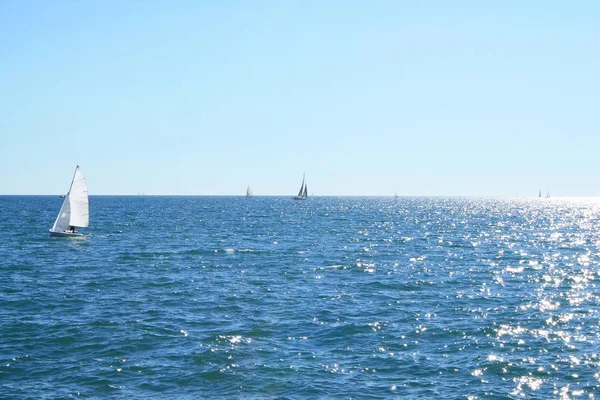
[1,0,599,196]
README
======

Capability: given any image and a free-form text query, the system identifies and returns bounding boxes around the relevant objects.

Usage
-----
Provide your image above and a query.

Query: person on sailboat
[70,226,75,233]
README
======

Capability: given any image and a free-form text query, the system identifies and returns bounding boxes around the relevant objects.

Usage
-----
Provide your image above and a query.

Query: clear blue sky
[1,1,598,196]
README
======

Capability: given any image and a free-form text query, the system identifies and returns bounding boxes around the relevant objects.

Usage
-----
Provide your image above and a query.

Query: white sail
[69,167,89,227]
[246,186,253,197]
[51,195,72,232]
[293,174,308,200]
[297,177,304,197]
[50,166,89,234]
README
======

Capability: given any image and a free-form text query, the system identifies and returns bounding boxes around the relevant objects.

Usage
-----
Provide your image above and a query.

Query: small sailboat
[49,165,89,237]
[246,185,253,197]
[292,174,308,200]
[538,189,542,198]
[546,191,550,198]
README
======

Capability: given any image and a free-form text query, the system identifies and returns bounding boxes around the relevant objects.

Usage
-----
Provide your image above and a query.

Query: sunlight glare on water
[1,196,600,398]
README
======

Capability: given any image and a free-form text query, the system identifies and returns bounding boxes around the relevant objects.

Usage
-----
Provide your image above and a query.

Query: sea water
[1,196,599,399]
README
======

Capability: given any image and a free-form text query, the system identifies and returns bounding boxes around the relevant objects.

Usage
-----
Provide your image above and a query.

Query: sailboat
[292,174,308,200]
[538,189,542,198]
[246,185,253,197]
[49,165,89,237]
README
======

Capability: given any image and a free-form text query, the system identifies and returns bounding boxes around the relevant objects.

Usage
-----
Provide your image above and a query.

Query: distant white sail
[246,185,253,197]
[50,166,89,235]
[292,174,308,200]
[297,175,305,197]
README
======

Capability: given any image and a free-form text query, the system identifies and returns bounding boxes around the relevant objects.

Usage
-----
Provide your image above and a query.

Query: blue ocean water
[1,195,600,399]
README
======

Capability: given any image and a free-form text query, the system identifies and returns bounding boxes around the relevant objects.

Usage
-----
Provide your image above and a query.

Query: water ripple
[1,196,600,398]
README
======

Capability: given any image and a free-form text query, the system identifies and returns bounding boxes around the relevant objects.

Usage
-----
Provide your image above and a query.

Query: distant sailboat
[546,191,550,198]
[246,185,253,197]
[538,189,542,198]
[49,165,89,237]
[292,174,308,200]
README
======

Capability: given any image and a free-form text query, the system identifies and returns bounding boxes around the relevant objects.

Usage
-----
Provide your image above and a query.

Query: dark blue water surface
[1,196,600,399]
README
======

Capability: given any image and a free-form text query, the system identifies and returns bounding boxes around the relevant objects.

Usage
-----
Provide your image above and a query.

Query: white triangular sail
[51,195,72,232]
[69,167,89,227]
[293,174,308,200]
[297,174,306,197]
[50,166,89,233]
[246,185,253,197]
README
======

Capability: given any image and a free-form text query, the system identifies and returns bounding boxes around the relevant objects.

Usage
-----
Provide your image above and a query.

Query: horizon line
[1,194,599,198]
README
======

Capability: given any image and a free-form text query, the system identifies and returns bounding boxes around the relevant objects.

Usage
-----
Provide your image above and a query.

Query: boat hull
[292,196,308,200]
[49,230,84,237]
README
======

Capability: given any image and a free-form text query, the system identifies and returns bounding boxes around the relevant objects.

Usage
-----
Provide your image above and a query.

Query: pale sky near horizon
[1,1,599,196]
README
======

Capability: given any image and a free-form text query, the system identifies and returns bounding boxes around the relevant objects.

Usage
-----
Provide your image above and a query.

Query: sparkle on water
[1,196,600,398]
